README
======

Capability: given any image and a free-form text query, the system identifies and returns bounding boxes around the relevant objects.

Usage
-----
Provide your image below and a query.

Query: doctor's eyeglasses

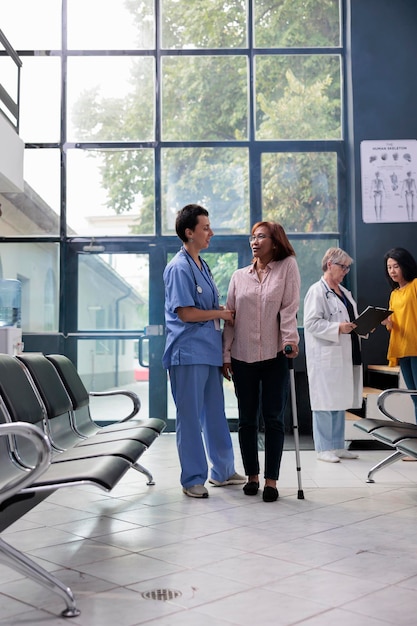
[333,262,351,273]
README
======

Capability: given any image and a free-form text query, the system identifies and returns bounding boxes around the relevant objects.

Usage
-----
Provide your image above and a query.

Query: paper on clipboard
[353,306,392,335]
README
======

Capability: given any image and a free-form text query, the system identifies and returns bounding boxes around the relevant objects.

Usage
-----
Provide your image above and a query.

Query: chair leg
[0,537,80,617]
[366,449,405,483]
[132,462,155,485]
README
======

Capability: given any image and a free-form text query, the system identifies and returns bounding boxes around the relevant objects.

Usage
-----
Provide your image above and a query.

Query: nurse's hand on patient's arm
[221,309,235,325]
[176,306,235,324]
[222,363,233,381]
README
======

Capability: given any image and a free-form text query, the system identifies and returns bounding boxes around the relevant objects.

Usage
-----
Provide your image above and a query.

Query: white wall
[0,114,24,192]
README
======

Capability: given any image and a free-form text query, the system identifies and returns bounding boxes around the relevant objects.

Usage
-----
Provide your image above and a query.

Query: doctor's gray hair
[321,247,354,272]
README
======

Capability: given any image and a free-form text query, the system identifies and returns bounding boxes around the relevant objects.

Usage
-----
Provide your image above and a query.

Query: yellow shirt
[387,278,417,366]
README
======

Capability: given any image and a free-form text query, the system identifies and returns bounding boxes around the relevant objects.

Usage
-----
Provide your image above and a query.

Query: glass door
[71,245,242,431]
[74,249,169,425]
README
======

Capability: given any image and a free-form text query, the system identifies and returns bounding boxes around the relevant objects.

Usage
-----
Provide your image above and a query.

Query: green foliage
[202,252,239,305]
[256,61,341,140]
[262,152,338,233]
[162,56,248,141]
[292,238,338,323]
[160,0,247,48]
[162,148,249,234]
[71,0,341,238]
[255,0,340,48]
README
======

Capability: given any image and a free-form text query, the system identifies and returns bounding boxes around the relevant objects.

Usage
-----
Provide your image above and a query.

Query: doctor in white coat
[304,247,363,463]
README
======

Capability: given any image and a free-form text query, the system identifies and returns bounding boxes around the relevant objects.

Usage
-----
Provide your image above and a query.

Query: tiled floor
[2,433,417,625]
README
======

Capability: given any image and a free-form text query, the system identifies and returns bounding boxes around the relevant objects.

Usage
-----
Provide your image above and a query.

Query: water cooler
[0,279,23,355]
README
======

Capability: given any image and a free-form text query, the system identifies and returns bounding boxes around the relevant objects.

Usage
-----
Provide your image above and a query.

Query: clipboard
[353,306,393,335]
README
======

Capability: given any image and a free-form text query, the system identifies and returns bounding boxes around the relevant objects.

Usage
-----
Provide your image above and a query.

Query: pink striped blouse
[223,256,300,364]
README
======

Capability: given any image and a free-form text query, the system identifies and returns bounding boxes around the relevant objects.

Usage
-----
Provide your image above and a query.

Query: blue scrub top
[163,249,222,368]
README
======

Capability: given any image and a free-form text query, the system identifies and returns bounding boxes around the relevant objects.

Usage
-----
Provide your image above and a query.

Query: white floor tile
[1,434,417,625]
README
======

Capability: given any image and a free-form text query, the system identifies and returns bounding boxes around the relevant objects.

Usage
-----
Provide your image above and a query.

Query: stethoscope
[181,247,220,301]
[320,278,348,317]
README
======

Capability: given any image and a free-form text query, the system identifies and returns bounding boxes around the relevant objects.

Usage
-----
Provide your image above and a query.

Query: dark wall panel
[350,0,417,368]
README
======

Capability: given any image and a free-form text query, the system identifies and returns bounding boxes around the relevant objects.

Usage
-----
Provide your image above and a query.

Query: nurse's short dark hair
[175,204,209,242]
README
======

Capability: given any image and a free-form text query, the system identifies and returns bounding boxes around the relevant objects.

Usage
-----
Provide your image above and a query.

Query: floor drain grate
[142,588,182,601]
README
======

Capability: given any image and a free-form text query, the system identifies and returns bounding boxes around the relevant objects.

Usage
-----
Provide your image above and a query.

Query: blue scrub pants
[231,354,288,480]
[399,356,417,422]
[169,364,235,488]
[312,410,345,452]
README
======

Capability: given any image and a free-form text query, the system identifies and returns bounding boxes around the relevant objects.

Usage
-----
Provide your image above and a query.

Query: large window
[261,153,338,232]
[2,0,344,245]
[1,0,346,422]
[255,55,341,141]
[162,148,250,235]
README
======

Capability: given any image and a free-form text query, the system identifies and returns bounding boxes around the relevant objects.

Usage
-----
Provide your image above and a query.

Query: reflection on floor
[2,433,417,625]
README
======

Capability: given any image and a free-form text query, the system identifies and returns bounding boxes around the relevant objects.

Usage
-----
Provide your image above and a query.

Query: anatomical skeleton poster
[361,139,417,223]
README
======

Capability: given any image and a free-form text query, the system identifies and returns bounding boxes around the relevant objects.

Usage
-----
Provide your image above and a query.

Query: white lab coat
[304,278,363,411]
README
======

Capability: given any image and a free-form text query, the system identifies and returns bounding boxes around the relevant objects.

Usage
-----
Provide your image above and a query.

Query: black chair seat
[397,438,417,458]
[93,417,166,435]
[371,425,417,446]
[30,456,131,491]
[52,440,147,464]
[354,418,414,434]
[73,426,159,449]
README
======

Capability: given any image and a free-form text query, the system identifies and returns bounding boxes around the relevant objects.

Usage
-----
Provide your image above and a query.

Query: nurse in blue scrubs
[163,204,245,498]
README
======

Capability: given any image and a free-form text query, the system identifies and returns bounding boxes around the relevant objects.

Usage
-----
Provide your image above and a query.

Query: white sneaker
[182,484,209,498]
[317,451,340,463]
[334,449,359,459]
[209,472,246,487]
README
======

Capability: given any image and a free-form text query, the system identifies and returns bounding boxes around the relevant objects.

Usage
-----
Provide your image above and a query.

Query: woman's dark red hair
[251,221,296,261]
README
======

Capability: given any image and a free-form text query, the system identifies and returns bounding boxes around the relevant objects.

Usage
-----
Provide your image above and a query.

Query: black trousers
[232,353,289,480]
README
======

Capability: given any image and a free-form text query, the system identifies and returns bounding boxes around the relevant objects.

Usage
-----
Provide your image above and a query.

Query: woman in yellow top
[383,247,417,423]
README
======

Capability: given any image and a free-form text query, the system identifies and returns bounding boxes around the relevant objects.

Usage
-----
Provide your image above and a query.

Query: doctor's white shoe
[334,449,359,459]
[317,451,340,463]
